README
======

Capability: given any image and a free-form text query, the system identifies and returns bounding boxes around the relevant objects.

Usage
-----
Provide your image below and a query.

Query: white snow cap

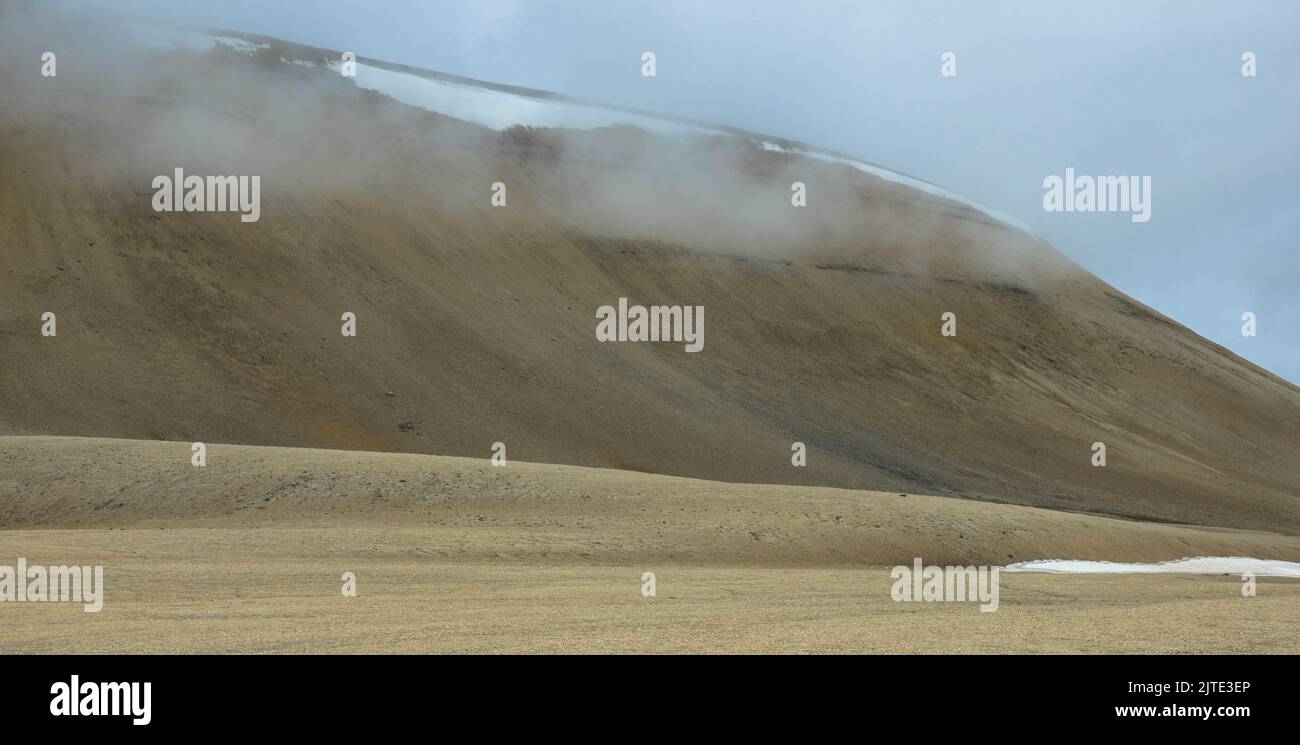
[135,23,1032,235]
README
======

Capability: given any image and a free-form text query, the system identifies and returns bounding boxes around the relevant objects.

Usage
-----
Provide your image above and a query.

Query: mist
[10,0,1300,383]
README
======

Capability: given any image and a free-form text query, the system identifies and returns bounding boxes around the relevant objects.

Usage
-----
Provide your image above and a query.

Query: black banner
[1,654,1283,733]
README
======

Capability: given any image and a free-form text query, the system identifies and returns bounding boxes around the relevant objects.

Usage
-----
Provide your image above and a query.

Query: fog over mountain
[68,0,1300,385]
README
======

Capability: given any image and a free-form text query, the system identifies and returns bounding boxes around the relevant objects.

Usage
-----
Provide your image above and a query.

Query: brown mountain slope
[0,26,1296,534]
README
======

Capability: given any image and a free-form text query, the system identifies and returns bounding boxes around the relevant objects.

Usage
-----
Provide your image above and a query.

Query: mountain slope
[0,16,1296,534]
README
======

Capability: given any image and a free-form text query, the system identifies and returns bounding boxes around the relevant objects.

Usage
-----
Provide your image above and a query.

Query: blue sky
[83,0,1300,383]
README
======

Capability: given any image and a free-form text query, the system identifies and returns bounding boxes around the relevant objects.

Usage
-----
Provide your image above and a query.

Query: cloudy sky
[81,0,1300,383]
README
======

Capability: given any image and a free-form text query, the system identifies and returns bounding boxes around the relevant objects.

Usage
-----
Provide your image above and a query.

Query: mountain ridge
[0,14,1296,535]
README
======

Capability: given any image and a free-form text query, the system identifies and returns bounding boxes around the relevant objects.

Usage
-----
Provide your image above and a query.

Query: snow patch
[333,61,710,138]
[333,62,1029,232]
[132,24,1032,234]
[1004,557,1300,577]
[131,26,268,56]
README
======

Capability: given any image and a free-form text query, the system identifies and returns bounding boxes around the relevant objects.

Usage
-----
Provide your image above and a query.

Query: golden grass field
[5,541,1298,654]
[2,437,1297,653]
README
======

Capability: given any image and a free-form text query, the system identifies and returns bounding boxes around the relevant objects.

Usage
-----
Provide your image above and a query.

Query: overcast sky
[80,0,1300,383]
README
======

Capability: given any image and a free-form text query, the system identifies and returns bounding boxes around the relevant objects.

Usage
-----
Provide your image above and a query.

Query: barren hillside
[1,16,1296,534]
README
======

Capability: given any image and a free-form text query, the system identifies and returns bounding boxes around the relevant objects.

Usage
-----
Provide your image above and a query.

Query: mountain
[1,13,1297,536]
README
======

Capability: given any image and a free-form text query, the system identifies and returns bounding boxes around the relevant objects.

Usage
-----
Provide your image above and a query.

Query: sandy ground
[3,528,1297,654]
[6,437,1300,566]
[2,437,1297,653]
